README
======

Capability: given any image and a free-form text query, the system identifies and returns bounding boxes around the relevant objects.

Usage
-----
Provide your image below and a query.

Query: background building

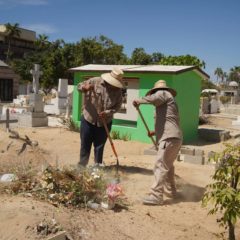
[0,24,36,60]
[0,60,20,102]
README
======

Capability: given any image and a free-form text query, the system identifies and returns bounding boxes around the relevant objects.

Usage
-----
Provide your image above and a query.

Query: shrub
[202,143,240,240]
[7,165,107,207]
[111,131,131,141]
[220,96,231,105]
[121,133,131,141]
[61,118,79,132]
[111,130,121,140]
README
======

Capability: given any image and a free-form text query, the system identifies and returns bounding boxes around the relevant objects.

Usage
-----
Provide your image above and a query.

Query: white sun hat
[146,80,177,97]
[101,67,124,89]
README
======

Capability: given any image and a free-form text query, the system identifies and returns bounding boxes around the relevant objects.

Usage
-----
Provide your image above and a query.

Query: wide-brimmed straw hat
[101,68,124,89]
[146,80,177,97]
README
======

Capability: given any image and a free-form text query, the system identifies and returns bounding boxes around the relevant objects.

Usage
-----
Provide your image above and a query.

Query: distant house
[220,81,240,104]
[0,60,20,102]
[0,24,36,61]
[201,89,219,95]
[70,64,209,143]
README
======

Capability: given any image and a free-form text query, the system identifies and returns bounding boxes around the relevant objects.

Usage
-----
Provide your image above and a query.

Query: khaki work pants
[150,138,182,199]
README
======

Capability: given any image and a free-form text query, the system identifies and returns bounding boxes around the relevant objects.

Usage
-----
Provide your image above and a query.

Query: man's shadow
[104,164,153,176]
[165,177,206,204]
[105,165,206,203]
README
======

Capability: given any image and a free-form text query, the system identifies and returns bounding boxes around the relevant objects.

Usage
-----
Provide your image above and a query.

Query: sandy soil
[0,114,240,240]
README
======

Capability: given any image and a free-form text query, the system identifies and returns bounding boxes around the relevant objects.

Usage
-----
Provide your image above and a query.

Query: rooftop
[0,60,8,67]
[69,64,209,79]
[0,24,36,42]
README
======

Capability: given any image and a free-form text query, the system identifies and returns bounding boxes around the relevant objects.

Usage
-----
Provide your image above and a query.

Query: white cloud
[0,0,48,6]
[15,0,48,5]
[23,23,57,35]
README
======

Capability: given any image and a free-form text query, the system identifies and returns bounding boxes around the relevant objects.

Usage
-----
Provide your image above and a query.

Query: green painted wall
[72,70,201,143]
[172,71,202,143]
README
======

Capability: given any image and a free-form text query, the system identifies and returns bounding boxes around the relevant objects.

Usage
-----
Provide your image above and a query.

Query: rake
[100,116,120,180]
[135,106,158,151]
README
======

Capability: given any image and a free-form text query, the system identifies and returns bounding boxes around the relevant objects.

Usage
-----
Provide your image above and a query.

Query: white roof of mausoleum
[69,64,209,79]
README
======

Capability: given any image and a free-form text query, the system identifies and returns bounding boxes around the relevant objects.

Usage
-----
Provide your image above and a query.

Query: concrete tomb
[1,64,48,127]
[44,79,71,115]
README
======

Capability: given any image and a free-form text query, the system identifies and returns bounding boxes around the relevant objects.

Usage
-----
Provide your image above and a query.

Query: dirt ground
[0,114,240,240]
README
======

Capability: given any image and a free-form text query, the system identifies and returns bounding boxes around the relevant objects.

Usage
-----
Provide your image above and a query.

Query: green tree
[35,34,50,50]
[201,79,218,91]
[222,72,228,85]
[76,35,127,65]
[229,66,240,83]
[5,22,21,62]
[202,144,240,240]
[130,48,152,65]
[151,52,164,64]
[98,35,128,64]
[159,54,205,68]
[12,38,70,89]
[78,37,103,64]
[214,67,224,83]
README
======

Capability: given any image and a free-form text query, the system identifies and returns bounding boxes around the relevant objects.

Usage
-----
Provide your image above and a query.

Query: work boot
[142,194,163,206]
[93,162,105,169]
[164,166,177,198]
[164,187,177,198]
[164,181,177,198]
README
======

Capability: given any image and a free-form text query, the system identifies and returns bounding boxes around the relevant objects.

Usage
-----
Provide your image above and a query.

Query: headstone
[58,78,68,98]
[232,116,240,127]
[210,97,220,113]
[13,95,30,106]
[27,82,32,95]
[17,64,48,127]
[200,97,209,114]
[44,79,70,115]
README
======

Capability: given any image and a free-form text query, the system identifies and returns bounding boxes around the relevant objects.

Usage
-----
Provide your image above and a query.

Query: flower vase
[107,199,115,209]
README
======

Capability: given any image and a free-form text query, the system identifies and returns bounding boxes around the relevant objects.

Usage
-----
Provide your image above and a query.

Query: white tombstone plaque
[58,79,68,98]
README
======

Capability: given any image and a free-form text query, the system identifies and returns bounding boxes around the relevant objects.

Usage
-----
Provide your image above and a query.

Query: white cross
[30,64,42,94]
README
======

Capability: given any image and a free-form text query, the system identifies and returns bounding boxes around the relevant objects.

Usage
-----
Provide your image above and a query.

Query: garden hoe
[100,116,120,183]
[135,106,158,151]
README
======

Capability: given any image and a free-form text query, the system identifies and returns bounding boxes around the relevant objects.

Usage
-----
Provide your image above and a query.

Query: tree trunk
[228,220,235,240]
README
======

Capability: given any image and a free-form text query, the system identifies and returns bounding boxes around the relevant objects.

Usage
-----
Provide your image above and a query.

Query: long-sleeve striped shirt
[78,77,122,126]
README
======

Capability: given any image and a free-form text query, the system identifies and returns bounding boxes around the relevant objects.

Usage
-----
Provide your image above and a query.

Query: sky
[0,0,239,81]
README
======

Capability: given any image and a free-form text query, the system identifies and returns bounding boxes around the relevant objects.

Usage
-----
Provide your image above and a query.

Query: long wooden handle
[101,116,119,168]
[136,107,158,150]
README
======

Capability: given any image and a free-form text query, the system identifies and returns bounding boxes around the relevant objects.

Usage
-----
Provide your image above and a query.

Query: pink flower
[106,183,123,201]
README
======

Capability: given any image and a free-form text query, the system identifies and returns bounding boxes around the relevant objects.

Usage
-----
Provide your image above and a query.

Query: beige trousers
[150,138,182,199]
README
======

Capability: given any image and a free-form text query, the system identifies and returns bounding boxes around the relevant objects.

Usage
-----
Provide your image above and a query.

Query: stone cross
[30,64,42,94]
[0,109,18,132]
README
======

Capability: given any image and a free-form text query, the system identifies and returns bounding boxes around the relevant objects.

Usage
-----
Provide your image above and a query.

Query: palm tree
[214,67,223,83]
[222,72,228,85]
[35,34,50,50]
[229,66,240,83]
[5,23,21,62]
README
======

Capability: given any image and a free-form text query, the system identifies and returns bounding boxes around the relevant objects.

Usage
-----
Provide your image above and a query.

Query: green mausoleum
[70,64,209,143]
